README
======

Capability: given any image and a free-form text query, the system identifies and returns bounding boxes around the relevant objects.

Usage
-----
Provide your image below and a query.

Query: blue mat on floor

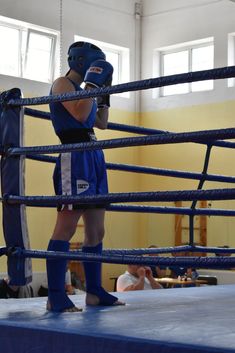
[0,285,235,353]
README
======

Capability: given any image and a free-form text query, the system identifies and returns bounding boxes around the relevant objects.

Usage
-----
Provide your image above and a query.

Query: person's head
[127,264,142,276]
[67,41,106,80]
[148,245,159,257]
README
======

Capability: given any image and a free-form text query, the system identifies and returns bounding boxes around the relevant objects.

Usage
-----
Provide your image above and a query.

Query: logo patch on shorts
[76,179,89,194]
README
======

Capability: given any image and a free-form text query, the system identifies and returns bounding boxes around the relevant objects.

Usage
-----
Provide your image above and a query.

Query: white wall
[2,0,234,111]
[141,0,235,111]
[0,0,140,111]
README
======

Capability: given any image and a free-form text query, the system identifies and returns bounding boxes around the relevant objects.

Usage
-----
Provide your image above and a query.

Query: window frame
[24,28,57,83]
[0,16,58,83]
[228,33,235,87]
[0,21,23,77]
[102,46,122,86]
[159,39,214,97]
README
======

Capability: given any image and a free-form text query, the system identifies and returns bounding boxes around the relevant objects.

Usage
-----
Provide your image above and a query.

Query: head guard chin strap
[67,41,106,80]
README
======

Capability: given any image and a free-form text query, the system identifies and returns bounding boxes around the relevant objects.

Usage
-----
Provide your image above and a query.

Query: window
[0,16,58,83]
[24,30,56,82]
[159,39,214,96]
[228,33,235,87]
[75,35,130,97]
[0,24,21,77]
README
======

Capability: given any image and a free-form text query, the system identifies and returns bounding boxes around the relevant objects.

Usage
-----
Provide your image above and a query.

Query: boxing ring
[0,66,235,353]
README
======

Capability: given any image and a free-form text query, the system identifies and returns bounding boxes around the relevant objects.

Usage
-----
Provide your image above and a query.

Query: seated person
[71,271,86,292]
[0,278,19,298]
[65,268,75,295]
[38,267,75,297]
[0,278,33,298]
[169,265,198,279]
[116,264,163,292]
[38,278,48,297]
[169,251,198,284]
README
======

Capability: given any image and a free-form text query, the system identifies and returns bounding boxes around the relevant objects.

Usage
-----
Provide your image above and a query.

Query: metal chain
[59,0,63,76]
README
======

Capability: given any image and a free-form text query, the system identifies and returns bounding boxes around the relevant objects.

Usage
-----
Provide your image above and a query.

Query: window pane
[104,50,119,85]
[228,35,235,87]
[24,32,53,82]
[192,45,214,91]
[0,25,20,76]
[162,50,189,96]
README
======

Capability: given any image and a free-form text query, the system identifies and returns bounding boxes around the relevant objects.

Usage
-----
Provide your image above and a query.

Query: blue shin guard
[82,243,118,305]
[46,239,75,312]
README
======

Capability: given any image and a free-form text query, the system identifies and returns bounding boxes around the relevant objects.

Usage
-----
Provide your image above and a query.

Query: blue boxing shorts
[53,149,108,210]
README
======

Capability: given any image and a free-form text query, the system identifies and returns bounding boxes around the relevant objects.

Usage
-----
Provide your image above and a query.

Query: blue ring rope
[0,200,233,216]
[4,188,235,207]
[108,205,235,216]
[24,107,168,135]
[2,245,235,257]
[108,123,235,149]
[188,145,212,244]
[0,247,7,256]
[24,108,51,120]
[102,245,235,255]
[26,156,235,184]
[106,163,235,184]
[5,65,235,106]
[6,247,235,268]
[24,108,235,149]
[7,128,235,156]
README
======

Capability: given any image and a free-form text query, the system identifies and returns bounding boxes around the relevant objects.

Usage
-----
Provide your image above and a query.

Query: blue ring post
[0,88,32,285]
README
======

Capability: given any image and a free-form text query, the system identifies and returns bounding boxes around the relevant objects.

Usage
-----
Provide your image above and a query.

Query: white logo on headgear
[76,179,89,194]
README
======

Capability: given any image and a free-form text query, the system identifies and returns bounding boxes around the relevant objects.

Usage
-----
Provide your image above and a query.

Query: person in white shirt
[116,265,163,292]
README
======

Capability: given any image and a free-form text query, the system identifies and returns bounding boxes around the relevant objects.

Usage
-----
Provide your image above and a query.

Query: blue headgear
[67,42,106,79]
